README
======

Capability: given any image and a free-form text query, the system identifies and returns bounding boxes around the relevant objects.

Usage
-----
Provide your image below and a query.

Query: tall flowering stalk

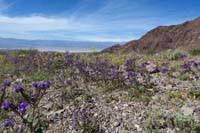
[0,80,51,132]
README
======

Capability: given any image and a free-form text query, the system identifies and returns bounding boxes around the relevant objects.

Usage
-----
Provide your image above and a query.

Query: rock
[137,127,142,132]
[122,112,127,118]
[166,128,175,133]
[152,95,159,100]
[43,102,53,111]
[16,78,23,83]
[134,124,142,132]
[113,121,120,127]
[114,106,119,110]
[181,105,194,116]
[123,104,129,107]
[145,62,158,73]
[94,113,98,117]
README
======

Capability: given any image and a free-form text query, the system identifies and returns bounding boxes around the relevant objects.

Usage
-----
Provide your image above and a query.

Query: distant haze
[0,37,124,52]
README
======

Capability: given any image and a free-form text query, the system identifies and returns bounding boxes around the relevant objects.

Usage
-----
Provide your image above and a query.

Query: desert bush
[189,88,200,99]
[189,49,200,56]
[170,52,187,60]
[128,81,155,104]
[167,90,184,100]
[144,110,200,132]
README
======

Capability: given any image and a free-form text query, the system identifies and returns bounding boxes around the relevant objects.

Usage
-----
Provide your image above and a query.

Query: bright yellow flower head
[19,53,26,57]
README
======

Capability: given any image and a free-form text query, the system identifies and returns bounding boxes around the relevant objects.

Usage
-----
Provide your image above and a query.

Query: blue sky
[0,0,199,41]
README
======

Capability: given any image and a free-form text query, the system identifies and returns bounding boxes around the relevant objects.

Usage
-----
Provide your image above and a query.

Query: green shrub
[128,82,155,104]
[167,90,184,100]
[189,88,200,99]
[170,52,183,60]
[162,50,185,60]
[189,49,200,56]
[26,71,50,83]
[144,110,200,132]
[177,73,190,80]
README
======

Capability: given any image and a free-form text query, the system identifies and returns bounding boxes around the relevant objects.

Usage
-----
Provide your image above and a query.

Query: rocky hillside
[103,17,200,53]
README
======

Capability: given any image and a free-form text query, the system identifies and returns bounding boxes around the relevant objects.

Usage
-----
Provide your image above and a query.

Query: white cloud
[0,14,153,41]
[0,0,193,41]
[0,15,84,31]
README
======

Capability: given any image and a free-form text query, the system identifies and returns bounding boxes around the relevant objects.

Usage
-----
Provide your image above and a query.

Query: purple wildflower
[13,56,20,64]
[193,61,200,67]
[3,79,11,86]
[65,79,73,85]
[4,119,14,127]
[128,71,137,78]
[12,85,24,92]
[178,54,187,60]
[43,81,51,88]
[32,81,50,89]
[140,61,150,67]
[1,101,12,109]
[0,86,5,91]
[160,68,169,74]
[181,63,192,69]
[125,79,134,86]
[32,82,38,88]
[189,77,194,81]
[125,58,135,66]
[80,108,87,116]
[180,69,187,74]
[17,102,28,113]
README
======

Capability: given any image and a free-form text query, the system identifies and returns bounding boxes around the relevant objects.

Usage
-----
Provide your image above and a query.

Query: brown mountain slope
[103,17,200,53]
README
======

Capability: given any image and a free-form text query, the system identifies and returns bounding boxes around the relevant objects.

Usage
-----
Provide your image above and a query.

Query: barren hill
[103,17,200,53]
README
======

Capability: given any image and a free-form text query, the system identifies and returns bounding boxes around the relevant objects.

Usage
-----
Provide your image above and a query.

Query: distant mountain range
[103,17,200,53]
[0,37,124,52]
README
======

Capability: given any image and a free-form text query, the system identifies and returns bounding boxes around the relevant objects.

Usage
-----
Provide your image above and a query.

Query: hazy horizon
[0,37,125,52]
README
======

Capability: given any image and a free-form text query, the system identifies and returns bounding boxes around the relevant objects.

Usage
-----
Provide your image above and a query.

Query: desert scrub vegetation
[0,49,200,132]
[144,109,200,133]
[189,49,200,56]
[189,88,200,100]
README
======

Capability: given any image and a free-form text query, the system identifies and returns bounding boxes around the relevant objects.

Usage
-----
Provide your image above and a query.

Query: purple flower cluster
[124,58,135,67]
[13,56,20,64]
[140,61,150,67]
[180,61,200,74]
[193,61,200,67]
[1,101,12,109]
[4,119,14,127]
[65,79,73,85]
[3,79,11,86]
[178,54,187,60]
[181,62,192,69]
[128,71,137,78]
[1,100,29,113]
[13,85,24,92]
[32,81,50,89]
[180,69,187,74]
[160,68,169,74]
[0,86,5,91]
[17,102,28,113]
